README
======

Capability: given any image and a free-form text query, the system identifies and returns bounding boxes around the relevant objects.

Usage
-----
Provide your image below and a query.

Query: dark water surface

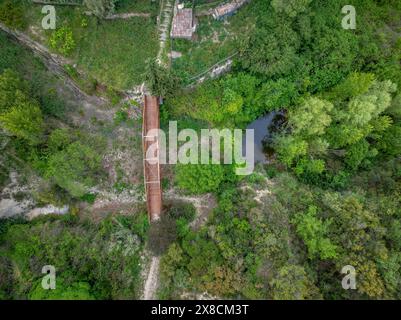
[243,111,285,163]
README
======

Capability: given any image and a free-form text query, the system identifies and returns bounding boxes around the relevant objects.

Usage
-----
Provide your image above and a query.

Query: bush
[29,279,94,300]
[0,94,44,145]
[49,27,76,56]
[80,193,97,204]
[114,109,128,125]
[175,164,225,194]
[166,201,196,222]
[45,141,103,198]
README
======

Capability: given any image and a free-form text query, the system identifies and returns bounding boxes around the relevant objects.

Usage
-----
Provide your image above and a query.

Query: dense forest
[159,0,401,300]
[0,0,401,300]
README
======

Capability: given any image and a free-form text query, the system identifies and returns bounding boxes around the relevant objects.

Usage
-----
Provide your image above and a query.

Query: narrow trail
[142,256,160,300]
[84,11,151,19]
[105,12,151,19]
[156,0,174,65]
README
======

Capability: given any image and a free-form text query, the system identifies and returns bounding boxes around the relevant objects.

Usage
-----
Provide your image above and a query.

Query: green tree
[254,78,298,112]
[0,93,44,145]
[292,206,338,260]
[47,128,75,153]
[345,140,372,170]
[0,0,25,29]
[239,17,300,78]
[324,193,387,298]
[0,216,144,299]
[46,142,102,197]
[270,265,321,299]
[271,0,313,17]
[309,29,358,91]
[275,135,308,167]
[377,125,401,156]
[294,158,325,180]
[275,74,398,177]
[326,72,375,101]
[144,59,180,98]
[289,97,333,137]
[342,79,396,127]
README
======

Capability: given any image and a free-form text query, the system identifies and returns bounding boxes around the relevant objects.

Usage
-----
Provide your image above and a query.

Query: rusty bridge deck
[142,95,162,221]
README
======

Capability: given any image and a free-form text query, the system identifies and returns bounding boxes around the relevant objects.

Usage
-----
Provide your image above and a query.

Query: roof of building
[170,8,194,39]
[213,0,248,18]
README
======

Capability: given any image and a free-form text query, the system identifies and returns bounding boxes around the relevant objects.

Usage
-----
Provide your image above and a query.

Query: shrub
[166,201,196,222]
[175,164,225,194]
[45,141,103,198]
[114,109,128,125]
[80,193,97,204]
[49,27,76,56]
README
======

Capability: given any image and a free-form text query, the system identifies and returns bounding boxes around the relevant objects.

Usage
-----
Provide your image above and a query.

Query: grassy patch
[115,0,159,14]
[0,32,68,119]
[19,3,159,90]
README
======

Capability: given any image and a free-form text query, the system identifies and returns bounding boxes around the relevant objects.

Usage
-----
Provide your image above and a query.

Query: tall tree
[289,97,333,137]
[144,59,180,98]
[292,206,338,260]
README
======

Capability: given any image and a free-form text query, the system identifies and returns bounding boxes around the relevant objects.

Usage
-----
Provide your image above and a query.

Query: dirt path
[83,11,151,19]
[156,0,174,65]
[105,12,151,19]
[142,255,160,300]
